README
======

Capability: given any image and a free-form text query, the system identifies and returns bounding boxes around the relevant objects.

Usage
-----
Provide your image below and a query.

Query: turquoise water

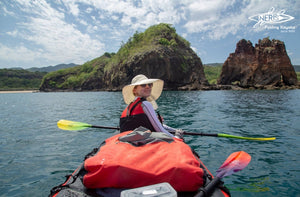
[0,90,299,196]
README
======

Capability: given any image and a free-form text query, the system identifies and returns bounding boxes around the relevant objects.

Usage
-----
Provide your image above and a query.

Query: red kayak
[49,127,230,197]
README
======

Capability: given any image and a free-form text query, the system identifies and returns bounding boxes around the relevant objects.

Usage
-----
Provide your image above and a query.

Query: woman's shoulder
[141,99,156,110]
[142,99,152,106]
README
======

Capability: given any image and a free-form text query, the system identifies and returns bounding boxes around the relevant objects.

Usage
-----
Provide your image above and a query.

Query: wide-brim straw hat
[122,74,164,110]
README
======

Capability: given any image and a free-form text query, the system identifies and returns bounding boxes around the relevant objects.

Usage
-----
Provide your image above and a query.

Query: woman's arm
[162,124,177,132]
[141,101,174,137]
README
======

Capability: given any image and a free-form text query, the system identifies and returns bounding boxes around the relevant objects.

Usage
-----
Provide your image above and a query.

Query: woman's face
[133,83,153,98]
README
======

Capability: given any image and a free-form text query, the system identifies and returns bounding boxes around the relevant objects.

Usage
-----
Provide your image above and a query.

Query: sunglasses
[140,83,153,88]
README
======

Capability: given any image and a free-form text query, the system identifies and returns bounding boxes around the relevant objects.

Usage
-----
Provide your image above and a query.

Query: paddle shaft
[90,127,221,137]
[194,177,221,197]
[195,151,251,197]
[93,126,275,140]
[92,128,274,140]
[90,126,216,136]
[170,131,218,137]
[91,127,218,137]
[91,125,120,130]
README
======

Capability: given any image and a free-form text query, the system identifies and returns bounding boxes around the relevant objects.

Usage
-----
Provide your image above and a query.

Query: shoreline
[0,90,39,94]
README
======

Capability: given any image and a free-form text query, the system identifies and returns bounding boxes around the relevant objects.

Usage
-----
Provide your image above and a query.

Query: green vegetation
[0,69,46,90]
[105,23,190,72]
[204,64,223,84]
[41,54,113,89]
[294,66,300,81]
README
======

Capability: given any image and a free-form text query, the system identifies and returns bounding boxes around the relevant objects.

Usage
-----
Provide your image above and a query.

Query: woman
[120,74,183,139]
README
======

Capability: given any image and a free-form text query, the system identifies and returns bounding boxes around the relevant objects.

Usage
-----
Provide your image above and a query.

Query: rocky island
[218,38,298,90]
[40,23,208,92]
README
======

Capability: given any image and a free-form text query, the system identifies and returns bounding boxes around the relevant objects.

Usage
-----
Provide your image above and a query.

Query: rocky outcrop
[218,38,298,87]
[102,24,209,91]
[103,46,208,91]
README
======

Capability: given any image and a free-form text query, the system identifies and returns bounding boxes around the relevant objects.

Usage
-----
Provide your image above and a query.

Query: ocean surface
[0,90,299,197]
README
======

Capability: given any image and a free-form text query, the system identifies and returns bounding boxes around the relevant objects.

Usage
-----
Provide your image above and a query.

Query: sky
[0,0,299,69]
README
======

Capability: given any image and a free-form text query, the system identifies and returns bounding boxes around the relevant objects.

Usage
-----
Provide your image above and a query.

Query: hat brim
[122,79,164,108]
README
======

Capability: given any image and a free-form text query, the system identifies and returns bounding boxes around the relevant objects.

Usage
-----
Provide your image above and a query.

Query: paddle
[176,132,276,141]
[57,119,276,141]
[195,151,251,197]
[57,119,119,131]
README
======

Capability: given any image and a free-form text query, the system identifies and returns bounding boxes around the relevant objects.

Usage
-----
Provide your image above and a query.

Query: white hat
[122,74,164,110]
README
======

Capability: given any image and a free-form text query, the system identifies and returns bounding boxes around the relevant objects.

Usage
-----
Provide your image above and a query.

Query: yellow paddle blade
[218,133,276,141]
[57,119,92,131]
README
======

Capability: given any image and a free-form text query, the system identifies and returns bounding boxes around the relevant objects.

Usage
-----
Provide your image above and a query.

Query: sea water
[0,90,299,196]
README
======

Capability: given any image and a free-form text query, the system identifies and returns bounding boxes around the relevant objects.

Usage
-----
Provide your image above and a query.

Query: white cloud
[67,0,183,30]
[86,7,93,14]
[1,4,15,16]
[78,18,88,26]
[184,0,242,38]
[22,15,104,63]
[1,0,299,67]
[190,46,197,53]
[2,0,105,67]
[111,15,119,21]
[182,0,298,40]
[6,30,19,37]
[67,2,80,16]
[0,43,41,63]
[188,0,224,15]
[86,24,98,33]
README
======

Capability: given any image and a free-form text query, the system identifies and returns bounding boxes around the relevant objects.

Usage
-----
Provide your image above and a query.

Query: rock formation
[103,46,208,91]
[218,38,298,87]
[101,24,208,91]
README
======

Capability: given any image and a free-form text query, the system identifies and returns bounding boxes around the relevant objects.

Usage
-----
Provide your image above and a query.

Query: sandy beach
[0,90,39,94]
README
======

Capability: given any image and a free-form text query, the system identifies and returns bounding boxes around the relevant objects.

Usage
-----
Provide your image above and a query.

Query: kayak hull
[50,161,230,197]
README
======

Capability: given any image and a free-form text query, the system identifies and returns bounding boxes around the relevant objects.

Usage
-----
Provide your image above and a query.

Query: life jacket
[83,127,205,192]
[119,97,155,132]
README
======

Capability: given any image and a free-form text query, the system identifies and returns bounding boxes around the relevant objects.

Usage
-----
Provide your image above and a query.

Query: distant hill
[0,69,46,90]
[0,63,77,90]
[26,63,77,72]
[203,63,223,85]
[204,63,223,67]
[8,63,77,72]
[294,65,300,72]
